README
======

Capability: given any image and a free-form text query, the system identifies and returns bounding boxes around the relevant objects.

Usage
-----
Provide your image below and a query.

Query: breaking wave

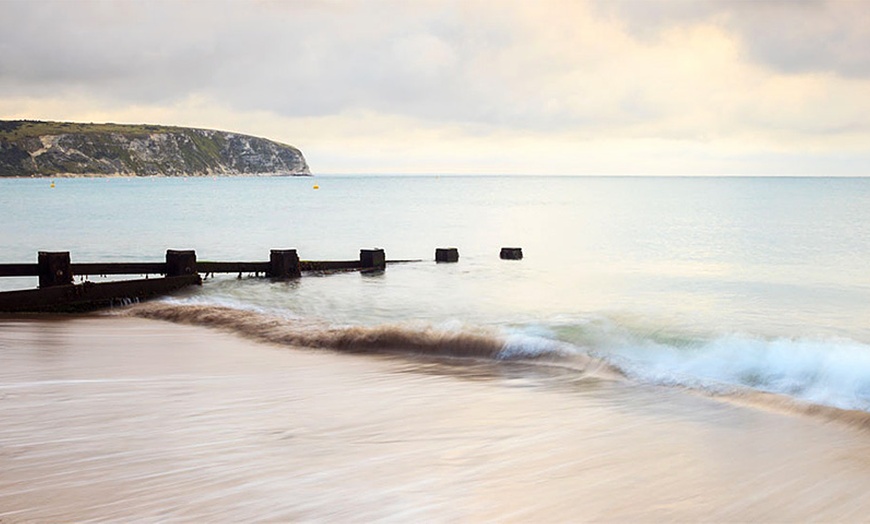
[128,303,503,358]
[123,302,870,427]
[550,319,870,427]
[124,302,611,378]
[569,325,870,411]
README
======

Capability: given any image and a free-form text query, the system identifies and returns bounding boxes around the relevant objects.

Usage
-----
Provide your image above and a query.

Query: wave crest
[127,302,505,359]
[121,302,870,429]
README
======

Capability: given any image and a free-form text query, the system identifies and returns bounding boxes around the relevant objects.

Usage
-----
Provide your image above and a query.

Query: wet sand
[3,316,870,522]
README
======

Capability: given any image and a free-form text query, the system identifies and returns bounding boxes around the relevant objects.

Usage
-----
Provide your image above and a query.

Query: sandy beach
[2,315,870,522]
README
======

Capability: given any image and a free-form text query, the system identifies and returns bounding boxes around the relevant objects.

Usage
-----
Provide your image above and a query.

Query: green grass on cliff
[0,119,306,177]
[0,120,186,141]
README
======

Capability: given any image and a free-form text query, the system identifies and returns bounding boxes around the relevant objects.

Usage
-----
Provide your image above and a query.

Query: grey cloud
[732,1,870,78]
[2,0,866,139]
[0,0,219,102]
[1,1,452,106]
[592,0,722,38]
[0,0,600,131]
[594,0,870,78]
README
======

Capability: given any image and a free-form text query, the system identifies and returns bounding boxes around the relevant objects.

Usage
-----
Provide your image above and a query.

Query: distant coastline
[0,120,310,178]
[4,172,312,179]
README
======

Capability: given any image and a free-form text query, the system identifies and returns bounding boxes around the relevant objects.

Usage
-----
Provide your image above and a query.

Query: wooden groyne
[0,246,526,313]
[0,248,404,313]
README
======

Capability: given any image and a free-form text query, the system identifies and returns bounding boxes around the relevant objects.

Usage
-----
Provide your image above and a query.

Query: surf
[121,301,870,429]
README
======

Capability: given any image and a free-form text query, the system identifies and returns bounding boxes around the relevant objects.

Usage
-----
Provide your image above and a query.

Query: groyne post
[37,251,73,288]
[435,248,459,263]
[500,247,523,260]
[269,249,301,279]
[360,249,386,270]
[166,250,197,277]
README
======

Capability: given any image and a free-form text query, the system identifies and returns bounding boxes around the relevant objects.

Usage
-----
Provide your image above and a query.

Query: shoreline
[124,301,870,432]
[0,172,312,179]
[3,314,870,521]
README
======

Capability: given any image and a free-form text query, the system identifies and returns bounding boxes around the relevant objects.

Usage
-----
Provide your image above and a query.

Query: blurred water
[3,175,869,339]
[6,177,870,520]
[5,175,870,411]
[3,317,870,522]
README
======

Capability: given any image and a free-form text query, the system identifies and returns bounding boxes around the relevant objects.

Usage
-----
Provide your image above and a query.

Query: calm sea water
[3,175,870,411]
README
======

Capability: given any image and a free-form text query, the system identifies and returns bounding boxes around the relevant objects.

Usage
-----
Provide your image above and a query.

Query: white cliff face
[32,135,59,158]
[0,123,310,177]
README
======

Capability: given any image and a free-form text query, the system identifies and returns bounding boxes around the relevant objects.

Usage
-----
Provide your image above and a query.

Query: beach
[4,0,870,518]
[3,315,870,522]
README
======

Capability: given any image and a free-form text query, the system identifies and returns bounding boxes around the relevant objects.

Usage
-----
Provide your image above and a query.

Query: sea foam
[123,302,870,420]
[535,315,870,412]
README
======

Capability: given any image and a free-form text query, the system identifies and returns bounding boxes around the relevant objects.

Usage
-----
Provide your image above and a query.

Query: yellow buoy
[50,181,55,188]
[313,184,319,190]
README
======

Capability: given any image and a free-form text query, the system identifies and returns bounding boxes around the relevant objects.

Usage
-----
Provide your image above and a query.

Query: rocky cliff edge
[0,120,310,177]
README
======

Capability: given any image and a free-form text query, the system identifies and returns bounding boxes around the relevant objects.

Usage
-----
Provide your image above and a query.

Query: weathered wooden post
[500,247,523,260]
[435,247,459,263]
[165,250,197,277]
[37,251,72,288]
[269,249,301,279]
[360,248,386,270]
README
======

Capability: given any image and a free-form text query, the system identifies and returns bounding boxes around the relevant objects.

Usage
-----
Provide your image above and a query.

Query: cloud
[0,1,705,129]
[596,0,870,78]
[0,1,219,101]
[733,1,870,78]
[1,0,869,174]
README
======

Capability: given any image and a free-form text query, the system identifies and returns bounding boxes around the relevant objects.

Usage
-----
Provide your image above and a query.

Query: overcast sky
[2,0,869,175]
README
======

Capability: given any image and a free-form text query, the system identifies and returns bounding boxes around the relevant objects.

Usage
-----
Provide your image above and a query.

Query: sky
[1,0,869,175]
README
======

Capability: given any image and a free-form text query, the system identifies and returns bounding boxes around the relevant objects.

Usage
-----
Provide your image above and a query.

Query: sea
[3,175,870,520]
[2,175,870,412]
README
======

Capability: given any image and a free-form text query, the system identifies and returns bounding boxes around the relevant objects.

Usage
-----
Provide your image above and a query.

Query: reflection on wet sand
[3,316,870,521]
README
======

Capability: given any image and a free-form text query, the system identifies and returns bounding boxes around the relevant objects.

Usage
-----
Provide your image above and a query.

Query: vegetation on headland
[0,120,182,140]
[0,120,310,177]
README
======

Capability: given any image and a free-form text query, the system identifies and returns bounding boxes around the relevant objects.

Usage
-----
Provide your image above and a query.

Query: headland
[0,120,310,177]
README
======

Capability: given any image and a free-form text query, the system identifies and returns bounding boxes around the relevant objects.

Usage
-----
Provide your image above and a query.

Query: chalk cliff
[0,120,310,177]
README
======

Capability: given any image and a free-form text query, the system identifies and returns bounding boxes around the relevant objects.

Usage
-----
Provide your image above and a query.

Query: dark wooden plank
[2,258,423,281]
[71,262,167,275]
[299,260,361,271]
[198,262,270,273]
[0,275,201,313]
[0,264,38,277]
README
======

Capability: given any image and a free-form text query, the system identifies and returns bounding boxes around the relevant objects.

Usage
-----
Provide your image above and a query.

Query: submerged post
[166,250,197,277]
[269,249,301,279]
[37,251,73,288]
[500,247,523,260]
[360,248,386,271]
[435,247,459,263]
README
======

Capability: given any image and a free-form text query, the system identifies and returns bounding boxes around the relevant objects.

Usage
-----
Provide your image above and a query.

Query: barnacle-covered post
[166,249,197,277]
[435,248,459,263]
[37,251,72,288]
[360,248,386,270]
[269,249,301,279]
